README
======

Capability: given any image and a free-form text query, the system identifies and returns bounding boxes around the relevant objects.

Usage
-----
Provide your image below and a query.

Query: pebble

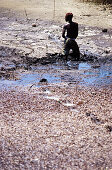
[32,24,37,27]
[77,101,83,105]
[102,29,108,32]
[92,65,100,69]
[39,78,48,83]
[105,125,112,132]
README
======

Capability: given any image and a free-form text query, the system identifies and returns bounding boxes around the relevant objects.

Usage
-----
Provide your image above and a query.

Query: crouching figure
[62,13,80,60]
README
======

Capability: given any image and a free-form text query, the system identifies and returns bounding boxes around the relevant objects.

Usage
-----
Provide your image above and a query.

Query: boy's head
[65,13,73,22]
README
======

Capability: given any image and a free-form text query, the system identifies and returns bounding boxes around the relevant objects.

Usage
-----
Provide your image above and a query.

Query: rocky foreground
[0,84,112,169]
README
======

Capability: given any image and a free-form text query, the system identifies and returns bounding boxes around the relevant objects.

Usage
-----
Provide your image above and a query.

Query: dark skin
[62,26,67,39]
[62,17,78,40]
[62,16,79,60]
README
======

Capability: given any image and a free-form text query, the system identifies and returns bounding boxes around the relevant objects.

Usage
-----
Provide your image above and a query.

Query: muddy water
[0,61,112,88]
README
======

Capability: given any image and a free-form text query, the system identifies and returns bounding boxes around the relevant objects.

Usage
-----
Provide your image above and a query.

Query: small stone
[102,29,108,32]
[105,125,112,132]
[103,7,106,11]
[104,50,110,54]
[86,112,91,117]
[0,67,5,71]
[91,117,100,124]
[77,101,83,105]
[39,78,48,83]
[32,24,36,27]
[92,65,100,69]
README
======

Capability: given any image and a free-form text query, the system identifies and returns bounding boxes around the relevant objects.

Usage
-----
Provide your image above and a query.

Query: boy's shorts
[63,38,80,59]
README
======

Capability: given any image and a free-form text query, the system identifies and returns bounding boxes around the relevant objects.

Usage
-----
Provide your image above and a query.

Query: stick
[53,0,55,18]
[24,8,28,21]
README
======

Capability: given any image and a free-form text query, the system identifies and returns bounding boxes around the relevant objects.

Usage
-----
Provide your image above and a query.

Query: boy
[62,13,80,60]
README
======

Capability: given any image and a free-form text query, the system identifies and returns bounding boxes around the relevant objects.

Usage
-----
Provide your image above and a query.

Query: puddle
[82,63,112,85]
[0,61,112,88]
[0,72,61,88]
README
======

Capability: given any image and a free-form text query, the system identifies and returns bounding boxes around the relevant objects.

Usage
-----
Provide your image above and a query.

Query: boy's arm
[74,23,78,39]
[62,27,66,39]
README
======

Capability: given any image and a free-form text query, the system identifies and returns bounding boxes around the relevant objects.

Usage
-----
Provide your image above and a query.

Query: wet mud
[0,46,112,88]
[0,4,112,89]
[0,9,112,88]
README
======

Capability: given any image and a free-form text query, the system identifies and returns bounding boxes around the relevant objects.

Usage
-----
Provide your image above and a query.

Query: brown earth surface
[0,0,112,68]
[0,0,112,169]
[0,85,112,169]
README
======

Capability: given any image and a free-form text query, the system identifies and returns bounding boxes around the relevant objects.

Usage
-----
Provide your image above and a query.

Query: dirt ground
[0,6,112,73]
[0,85,112,169]
[0,0,112,169]
[0,0,112,28]
[0,0,112,63]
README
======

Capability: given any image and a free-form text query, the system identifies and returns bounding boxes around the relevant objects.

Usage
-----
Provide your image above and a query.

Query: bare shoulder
[63,24,69,29]
[73,22,78,26]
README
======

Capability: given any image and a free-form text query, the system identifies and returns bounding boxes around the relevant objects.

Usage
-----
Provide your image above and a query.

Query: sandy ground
[0,0,112,169]
[0,0,112,28]
[0,85,112,169]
